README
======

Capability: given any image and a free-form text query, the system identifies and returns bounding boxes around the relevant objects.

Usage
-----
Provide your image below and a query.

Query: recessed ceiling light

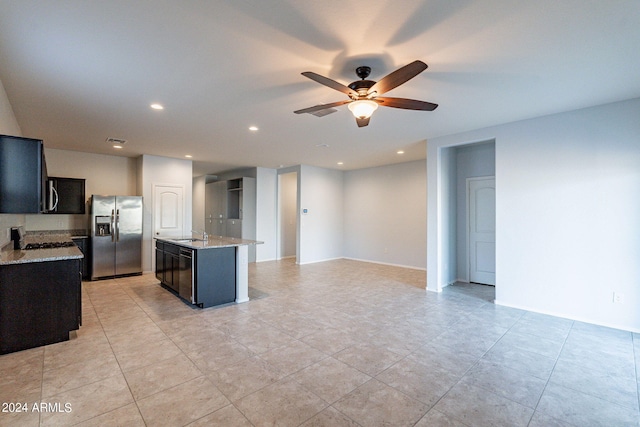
[113,145,123,149]
[185,155,192,158]
[397,150,405,154]
[150,103,164,110]
[337,162,344,165]
[249,126,258,131]
[315,143,330,148]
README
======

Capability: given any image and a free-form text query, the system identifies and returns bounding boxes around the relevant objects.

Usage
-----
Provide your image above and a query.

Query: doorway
[277,172,298,261]
[453,140,496,285]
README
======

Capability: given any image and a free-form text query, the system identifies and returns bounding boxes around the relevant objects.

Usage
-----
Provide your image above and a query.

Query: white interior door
[469,177,496,285]
[153,184,185,238]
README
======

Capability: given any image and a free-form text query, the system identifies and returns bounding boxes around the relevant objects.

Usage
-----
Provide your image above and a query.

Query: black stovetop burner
[24,241,76,250]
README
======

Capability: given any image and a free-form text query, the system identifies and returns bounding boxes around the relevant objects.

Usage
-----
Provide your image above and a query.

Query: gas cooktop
[24,241,76,250]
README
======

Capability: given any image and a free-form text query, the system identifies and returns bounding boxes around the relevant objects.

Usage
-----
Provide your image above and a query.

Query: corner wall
[428,97,640,332]
[343,160,427,269]
[298,165,344,264]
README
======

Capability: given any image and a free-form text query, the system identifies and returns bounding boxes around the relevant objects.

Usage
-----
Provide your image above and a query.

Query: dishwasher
[178,248,194,304]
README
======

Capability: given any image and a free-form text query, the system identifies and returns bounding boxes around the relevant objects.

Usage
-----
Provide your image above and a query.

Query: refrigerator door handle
[115,209,120,242]
[111,209,115,242]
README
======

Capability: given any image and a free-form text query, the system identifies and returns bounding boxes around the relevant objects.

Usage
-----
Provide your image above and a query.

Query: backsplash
[0,214,25,247]
[25,229,88,237]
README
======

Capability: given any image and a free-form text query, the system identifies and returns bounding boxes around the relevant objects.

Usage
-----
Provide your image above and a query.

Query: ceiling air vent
[106,137,127,145]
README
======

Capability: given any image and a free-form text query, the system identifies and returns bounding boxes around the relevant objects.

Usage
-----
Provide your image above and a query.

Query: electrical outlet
[613,292,624,304]
[384,247,388,254]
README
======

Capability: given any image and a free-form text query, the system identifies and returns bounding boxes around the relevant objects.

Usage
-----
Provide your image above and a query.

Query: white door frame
[466,176,496,285]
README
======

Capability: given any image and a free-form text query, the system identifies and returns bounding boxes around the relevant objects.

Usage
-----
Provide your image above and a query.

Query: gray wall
[344,160,427,269]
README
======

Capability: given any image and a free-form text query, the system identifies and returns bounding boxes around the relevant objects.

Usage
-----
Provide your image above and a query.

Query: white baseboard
[342,257,426,271]
[296,256,343,265]
[494,299,640,333]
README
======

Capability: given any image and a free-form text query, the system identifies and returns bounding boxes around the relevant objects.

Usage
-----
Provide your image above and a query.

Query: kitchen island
[155,235,262,308]
[0,236,83,354]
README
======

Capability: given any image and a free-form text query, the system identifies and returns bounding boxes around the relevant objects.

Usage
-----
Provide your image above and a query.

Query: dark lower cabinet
[155,240,235,308]
[0,259,81,354]
[72,237,90,280]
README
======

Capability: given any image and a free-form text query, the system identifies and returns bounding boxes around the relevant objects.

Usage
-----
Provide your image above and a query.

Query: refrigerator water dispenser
[95,216,111,236]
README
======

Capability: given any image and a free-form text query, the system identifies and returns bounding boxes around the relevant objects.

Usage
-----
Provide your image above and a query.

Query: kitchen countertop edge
[1,238,84,266]
[155,236,263,250]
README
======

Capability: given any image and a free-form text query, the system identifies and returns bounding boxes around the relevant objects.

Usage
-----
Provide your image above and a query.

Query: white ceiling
[1,1,639,176]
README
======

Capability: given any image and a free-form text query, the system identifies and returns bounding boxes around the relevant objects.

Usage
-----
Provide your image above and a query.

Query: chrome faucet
[191,229,208,240]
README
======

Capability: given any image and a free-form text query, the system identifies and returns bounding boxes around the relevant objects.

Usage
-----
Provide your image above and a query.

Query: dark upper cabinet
[47,177,86,214]
[0,134,48,213]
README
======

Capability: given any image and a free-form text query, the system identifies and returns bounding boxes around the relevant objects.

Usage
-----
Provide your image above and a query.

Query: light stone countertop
[155,235,263,250]
[0,235,84,266]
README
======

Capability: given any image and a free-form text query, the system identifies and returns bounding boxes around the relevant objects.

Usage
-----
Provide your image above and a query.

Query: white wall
[428,98,640,332]
[138,154,193,272]
[256,167,277,262]
[298,165,344,264]
[25,148,138,232]
[0,76,24,246]
[192,175,206,233]
[344,160,427,269]
[278,172,297,259]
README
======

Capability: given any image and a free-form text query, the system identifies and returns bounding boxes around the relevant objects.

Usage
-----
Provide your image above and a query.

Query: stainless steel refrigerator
[91,195,143,280]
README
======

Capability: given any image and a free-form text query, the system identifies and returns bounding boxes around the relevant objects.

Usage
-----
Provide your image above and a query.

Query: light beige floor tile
[124,353,202,400]
[235,377,327,427]
[113,337,182,372]
[0,405,41,427]
[258,340,327,376]
[234,324,296,354]
[39,374,134,426]
[300,327,359,355]
[299,406,361,427]
[0,347,43,389]
[43,337,112,371]
[42,351,121,397]
[74,403,145,427]
[209,355,284,402]
[137,376,230,427]
[333,378,429,427]
[2,263,634,426]
[414,409,470,426]
[433,382,534,427]
[334,343,404,376]
[187,339,255,374]
[187,404,252,426]
[291,357,371,404]
[376,357,460,406]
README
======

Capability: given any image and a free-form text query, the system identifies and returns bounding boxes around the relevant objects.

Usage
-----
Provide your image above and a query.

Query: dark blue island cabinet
[0,259,81,354]
[155,240,236,308]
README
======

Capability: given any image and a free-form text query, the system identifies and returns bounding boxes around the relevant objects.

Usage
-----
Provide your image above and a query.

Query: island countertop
[155,235,263,250]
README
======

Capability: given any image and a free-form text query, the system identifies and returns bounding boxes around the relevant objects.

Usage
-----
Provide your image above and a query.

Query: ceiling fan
[294,60,438,127]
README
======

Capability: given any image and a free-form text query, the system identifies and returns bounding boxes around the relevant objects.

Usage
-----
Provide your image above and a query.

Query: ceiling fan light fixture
[348,100,378,119]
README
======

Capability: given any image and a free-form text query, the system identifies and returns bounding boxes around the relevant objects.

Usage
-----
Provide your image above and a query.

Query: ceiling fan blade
[367,60,428,96]
[356,116,370,127]
[301,72,358,97]
[375,97,438,111]
[294,100,351,115]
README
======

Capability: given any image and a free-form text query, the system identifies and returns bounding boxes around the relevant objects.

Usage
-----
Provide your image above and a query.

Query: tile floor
[1,258,639,426]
